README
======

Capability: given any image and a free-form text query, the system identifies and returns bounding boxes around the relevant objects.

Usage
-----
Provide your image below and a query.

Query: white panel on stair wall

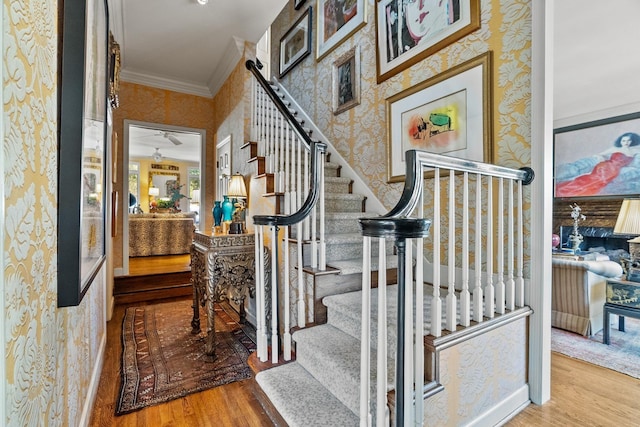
[423,317,529,426]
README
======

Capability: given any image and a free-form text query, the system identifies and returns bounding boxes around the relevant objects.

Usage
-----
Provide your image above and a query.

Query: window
[128,162,140,212]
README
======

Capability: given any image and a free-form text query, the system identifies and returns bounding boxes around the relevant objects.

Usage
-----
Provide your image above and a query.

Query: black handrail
[246,59,328,227]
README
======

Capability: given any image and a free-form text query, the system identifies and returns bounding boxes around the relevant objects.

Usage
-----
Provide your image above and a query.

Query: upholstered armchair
[552,257,623,336]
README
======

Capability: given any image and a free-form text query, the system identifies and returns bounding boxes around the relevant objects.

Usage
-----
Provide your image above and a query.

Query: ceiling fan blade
[166,134,183,145]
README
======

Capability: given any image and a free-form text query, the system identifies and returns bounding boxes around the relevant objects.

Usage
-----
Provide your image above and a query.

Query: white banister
[359,236,372,427]
[431,168,442,337]
[460,172,470,327]
[484,177,495,318]
[446,169,457,332]
[496,177,506,314]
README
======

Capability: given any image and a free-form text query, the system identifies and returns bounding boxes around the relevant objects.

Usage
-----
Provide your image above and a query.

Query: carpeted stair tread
[293,324,394,417]
[255,362,359,427]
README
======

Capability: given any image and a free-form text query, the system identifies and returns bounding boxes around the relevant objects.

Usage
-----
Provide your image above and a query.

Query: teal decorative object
[213,201,222,226]
[221,196,233,221]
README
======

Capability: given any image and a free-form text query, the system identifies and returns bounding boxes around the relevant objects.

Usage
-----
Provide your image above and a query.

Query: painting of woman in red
[555,132,640,197]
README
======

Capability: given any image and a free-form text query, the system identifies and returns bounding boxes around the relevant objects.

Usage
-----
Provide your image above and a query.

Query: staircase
[244,60,535,426]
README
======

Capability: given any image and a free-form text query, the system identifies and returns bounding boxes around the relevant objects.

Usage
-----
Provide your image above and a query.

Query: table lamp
[227,173,247,234]
[614,198,640,281]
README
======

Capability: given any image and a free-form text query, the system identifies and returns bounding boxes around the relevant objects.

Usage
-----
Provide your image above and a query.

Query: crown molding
[207,36,245,98]
[120,70,213,98]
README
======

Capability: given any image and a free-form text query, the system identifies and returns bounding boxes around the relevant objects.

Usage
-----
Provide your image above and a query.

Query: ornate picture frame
[332,46,360,115]
[554,112,640,198]
[317,0,367,61]
[279,7,313,78]
[58,0,110,306]
[375,0,480,83]
[386,52,492,183]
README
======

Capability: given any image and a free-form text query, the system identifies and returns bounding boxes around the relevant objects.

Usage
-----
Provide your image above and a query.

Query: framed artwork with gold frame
[386,52,492,183]
[375,0,480,83]
[317,0,367,60]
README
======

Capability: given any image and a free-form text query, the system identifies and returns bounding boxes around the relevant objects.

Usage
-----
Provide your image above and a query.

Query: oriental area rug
[116,299,256,415]
[551,316,640,379]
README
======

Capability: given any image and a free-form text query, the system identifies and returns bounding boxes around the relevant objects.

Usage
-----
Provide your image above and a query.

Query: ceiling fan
[160,131,183,146]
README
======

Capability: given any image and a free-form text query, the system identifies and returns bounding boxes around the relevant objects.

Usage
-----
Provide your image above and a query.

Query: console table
[603,278,640,345]
[191,232,256,357]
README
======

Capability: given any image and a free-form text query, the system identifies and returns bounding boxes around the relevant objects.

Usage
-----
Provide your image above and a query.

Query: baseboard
[107,294,115,322]
[78,332,107,427]
[466,384,530,427]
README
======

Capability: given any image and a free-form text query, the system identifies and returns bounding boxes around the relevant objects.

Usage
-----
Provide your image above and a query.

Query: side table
[603,277,640,345]
[191,232,256,357]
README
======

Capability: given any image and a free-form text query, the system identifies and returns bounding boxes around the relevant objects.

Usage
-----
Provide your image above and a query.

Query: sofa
[129,212,196,257]
[552,257,623,336]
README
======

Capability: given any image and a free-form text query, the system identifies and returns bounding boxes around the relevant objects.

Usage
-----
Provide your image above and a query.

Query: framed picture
[332,46,360,114]
[294,0,307,10]
[279,7,312,78]
[58,0,110,306]
[553,112,640,198]
[386,52,491,183]
[317,0,367,60]
[375,0,480,83]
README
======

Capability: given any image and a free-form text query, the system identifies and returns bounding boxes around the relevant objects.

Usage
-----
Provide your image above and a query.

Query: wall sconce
[226,173,247,234]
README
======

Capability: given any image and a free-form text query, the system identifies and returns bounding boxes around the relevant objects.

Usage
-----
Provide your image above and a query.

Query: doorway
[122,120,206,276]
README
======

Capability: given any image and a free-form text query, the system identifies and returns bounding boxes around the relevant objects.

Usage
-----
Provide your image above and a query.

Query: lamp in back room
[614,198,640,281]
[226,173,247,234]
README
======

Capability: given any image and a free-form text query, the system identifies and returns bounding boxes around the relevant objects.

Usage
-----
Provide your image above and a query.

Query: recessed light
[197,0,208,4]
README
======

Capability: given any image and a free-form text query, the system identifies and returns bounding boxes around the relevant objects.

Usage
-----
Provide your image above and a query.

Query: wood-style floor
[127,254,191,276]
[92,260,640,426]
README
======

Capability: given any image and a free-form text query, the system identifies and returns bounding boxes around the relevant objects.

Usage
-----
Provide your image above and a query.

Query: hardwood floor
[128,254,191,276]
[89,296,276,427]
[90,286,640,426]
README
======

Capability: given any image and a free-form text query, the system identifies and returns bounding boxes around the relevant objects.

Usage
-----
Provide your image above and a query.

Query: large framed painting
[554,112,640,198]
[58,0,110,306]
[386,52,491,183]
[280,7,312,77]
[317,0,367,60]
[375,0,480,83]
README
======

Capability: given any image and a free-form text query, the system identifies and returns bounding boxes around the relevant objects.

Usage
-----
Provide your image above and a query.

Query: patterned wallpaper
[4,0,106,425]
[270,0,532,275]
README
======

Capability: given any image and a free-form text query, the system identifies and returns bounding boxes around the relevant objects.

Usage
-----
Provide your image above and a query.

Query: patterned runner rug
[551,316,640,379]
[117,299,256,415]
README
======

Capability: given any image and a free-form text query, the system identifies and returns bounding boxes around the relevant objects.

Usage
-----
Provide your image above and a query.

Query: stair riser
[325,197,363,213]
[325,181,351,193]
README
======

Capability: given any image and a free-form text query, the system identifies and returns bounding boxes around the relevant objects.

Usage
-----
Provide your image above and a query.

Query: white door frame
[120,119,206,276]
[528,0,554,405]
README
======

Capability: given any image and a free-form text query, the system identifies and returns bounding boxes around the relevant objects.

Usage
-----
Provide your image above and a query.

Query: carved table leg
[191,244,201,334]
[239,297,246,324]
[205,274,217,357]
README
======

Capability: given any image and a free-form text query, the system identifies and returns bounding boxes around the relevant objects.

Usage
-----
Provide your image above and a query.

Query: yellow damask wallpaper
[4,0,106,425]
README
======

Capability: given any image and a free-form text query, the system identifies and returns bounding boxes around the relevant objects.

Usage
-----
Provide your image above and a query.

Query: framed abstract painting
[332,46,360,114]
[554,112,640,198]
[386,52,491,183]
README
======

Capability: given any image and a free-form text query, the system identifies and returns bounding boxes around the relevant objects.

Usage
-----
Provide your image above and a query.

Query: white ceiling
[128,125,202,164]
[553,0,640,125]
[109,0,287,98]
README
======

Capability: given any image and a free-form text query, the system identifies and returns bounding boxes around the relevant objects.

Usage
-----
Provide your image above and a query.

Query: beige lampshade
[227,173,247,198]
[148,186,160,196]
[614,199,640,235]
